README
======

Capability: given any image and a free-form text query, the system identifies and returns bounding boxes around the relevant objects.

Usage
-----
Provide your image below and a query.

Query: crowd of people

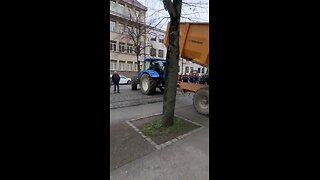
[178,72,209,85]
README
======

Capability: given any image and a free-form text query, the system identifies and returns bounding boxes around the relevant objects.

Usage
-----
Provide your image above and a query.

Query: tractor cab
[139,58,166,80]
[143,58,165,70]
[132,58,166,95]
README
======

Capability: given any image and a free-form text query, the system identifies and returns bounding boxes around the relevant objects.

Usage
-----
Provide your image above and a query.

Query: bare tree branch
[145,9,166,19]
[182,1,208,6]
[147,17,170,31]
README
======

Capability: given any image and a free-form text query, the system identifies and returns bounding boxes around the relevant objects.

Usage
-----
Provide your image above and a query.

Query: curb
[111,99,163,110]
[110,94,184,110]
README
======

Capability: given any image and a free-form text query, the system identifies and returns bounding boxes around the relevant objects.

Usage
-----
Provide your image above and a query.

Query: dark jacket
[112,73,120,84]
[182,75,188,82]
[189,74,194,83]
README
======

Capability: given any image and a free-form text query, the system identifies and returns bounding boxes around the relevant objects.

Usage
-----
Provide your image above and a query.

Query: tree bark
[136,47,141,73]
[137,55,140,73]
[162,0,182,127]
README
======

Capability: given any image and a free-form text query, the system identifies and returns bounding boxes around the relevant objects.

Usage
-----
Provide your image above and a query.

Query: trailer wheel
[193,87,209,115]
[140,74,157,95]
[131,76,139,90]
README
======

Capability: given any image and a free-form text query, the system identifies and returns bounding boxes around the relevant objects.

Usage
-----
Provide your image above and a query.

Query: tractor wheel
[131,76,139,90]
[193,87,209,116]
[140,74,157,95]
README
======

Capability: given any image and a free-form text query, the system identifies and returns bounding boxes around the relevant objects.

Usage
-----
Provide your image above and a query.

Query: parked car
[110,74,132,85]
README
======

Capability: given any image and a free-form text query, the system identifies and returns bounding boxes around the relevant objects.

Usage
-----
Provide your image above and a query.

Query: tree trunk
[137,54,141,73]
[162,18,181,127]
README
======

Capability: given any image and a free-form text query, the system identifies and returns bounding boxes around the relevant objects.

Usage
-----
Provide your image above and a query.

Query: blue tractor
[131,58,166,95]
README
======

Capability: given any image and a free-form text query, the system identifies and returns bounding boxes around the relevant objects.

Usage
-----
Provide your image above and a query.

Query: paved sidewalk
[110,128,209,180]
[110,95,209,179]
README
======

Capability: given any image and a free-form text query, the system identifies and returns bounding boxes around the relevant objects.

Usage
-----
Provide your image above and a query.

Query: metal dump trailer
[165,22,209,115]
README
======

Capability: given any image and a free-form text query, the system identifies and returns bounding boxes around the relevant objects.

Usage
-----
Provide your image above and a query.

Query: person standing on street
[111,70,120,93]
[183,73,188,82]
[189,73,193,83]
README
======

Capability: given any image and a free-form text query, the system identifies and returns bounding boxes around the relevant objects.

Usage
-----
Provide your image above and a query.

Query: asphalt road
[110,84,184,109]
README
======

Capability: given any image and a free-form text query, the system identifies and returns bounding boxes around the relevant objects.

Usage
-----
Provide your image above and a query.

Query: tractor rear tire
[140,74,157,95]
[193,87,209,116]
[131,76,139,90]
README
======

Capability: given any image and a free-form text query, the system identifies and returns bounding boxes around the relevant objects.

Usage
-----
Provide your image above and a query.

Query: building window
[119,43,125,53]
[202,68,204,73]
[150,33,157,41]
[128,7,132,17]
[127,62,133,71]
[158,49,164,58]
[118,23,125,33]
[198,68,201,73]
[110,21,116,32]
[185,67,189,74]
[118,3,125,13]
[127,26,133,33]
[110,0,116,11]
[119,61,125,71]
[111,60,117,70]
[110,41,117,51]
[150,48,156,57]
[127,44,133,54]
[139,12,145,22]
[159,34,164,43]
[190,67,194,73]
[131,9,138,19]
[132,45,136,54]
[134,27,138,35]
[136,10,140,17]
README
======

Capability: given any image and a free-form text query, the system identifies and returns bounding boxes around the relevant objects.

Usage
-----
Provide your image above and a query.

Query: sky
[138,0,209,30]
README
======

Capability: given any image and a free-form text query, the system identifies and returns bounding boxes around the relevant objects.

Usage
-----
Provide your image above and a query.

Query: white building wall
[145,28,167,59]
[179,58,208,75]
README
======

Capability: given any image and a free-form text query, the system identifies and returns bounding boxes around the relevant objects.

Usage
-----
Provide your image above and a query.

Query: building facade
[110,0,147,78]
[179,59,208,76]
[145,27,167,60]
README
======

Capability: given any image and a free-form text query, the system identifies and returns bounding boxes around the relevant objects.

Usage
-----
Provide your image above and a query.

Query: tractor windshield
[145,60,165,72]
[144,61,150,71]
[158,62,165,72]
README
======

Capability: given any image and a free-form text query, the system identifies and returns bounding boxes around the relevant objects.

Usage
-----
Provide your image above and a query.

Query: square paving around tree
[130,114,202,147]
